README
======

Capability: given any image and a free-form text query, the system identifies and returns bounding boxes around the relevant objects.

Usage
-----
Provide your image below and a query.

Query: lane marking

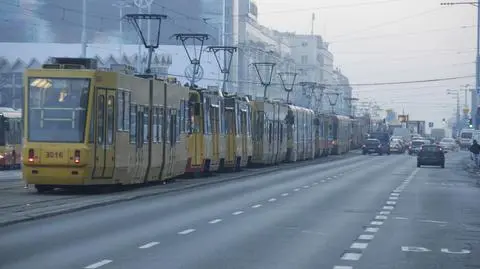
[389,197,399,200]
[391,193,400,196]
[327,177,332,180]
[375,215,388,220]
[365,227,379,233]
[281,193,289,196]
[383,206,394,210]
[313,182,319,185]
[84,260,112,269]
[321,180,327,183]
[341,252,362,261]
[138,242,159,249]
[333,176,338,178]
[208,219,222,224]
[386,201,397,205]
[251,204,262,208]
[268,198,277,202]
[441,248,471,254]
[393,190,402,193]
[294,188,300,192]
[419,219,447,224]
[333,266,352,269]
[395,217,408,220]
[379,211,391,215]
[359,234,375,240]
[303,185,310,189]
[351,242,368,249]
[178,229,196,235]
[401,246,431,252]
[370,221,384,226]
[232,211,244,215]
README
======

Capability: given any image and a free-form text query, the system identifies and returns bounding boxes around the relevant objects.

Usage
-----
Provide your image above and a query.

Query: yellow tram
[0,107,22,169]
[23,58,189,192]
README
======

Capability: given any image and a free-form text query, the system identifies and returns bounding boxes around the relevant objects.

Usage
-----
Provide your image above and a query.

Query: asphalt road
[0,152,479,269]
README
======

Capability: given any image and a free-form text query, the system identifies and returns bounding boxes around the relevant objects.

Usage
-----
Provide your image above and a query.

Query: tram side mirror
[194,103,201,116]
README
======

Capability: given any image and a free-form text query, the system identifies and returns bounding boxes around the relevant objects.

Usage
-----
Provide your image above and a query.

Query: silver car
[439,138,457,151]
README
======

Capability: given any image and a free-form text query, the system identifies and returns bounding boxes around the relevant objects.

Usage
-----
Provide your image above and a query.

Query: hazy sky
[257,0,475,128]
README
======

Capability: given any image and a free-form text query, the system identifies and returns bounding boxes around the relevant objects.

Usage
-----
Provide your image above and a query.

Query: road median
[0,150,361,227]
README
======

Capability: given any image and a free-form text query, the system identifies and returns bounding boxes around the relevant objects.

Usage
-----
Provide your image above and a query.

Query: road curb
[0,152,360,227]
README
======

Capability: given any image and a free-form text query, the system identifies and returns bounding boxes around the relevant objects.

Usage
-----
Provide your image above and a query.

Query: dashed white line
[138,241,159,249]
[391,193,400,196]
[359,234,375,240]
[208,219,222,224]
[333,266,353,269]
[365,227,379,233]
[395,217,408,220]
[370,221,384,226]
[389,197,399,200]
[351,242,369,249]
[303,185,310,189]
[386,201,397,205]
[375,215,388,220]
[268,198,277,202]
[178,229,196,235]
[313,182,319,185]
[84,260,112,269]
[383,206,394,210]
[419,219,448,224]
[379,211,391,215]
[341,252,362,261]
[251,204,262,208]
[294,188,300,191]
[232,211,244,215]
[393,190,402,193]
[321,180,327,183]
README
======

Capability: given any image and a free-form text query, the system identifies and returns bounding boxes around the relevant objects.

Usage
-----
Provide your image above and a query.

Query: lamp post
[252,62,276,100]
[326,91,340,114]
[441,1,480,129]
[278,72,297,103]
[344,97,359,118]
[124,13,168,74]
[81,0,87,57]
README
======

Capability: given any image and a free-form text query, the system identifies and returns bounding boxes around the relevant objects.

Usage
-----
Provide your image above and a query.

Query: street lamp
[299,82,325,111]
[206,46,237,93]
[441,1,480,129]
[124,13,168,74]
[252,62,276,99]
[278,72,297,103]
[113,1,133,58]
[326,91,340,114]
[344,97,359,118]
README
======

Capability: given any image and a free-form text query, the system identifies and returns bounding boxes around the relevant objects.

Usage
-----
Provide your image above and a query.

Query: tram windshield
[27,77,90,143]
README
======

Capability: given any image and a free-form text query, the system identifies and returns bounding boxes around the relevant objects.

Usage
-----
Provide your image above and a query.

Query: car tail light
[362,145,366,148]
[74,150,80,164]
[28,149,34,162]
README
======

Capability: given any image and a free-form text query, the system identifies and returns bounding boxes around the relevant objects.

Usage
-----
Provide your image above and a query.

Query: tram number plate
[45,152,64,158]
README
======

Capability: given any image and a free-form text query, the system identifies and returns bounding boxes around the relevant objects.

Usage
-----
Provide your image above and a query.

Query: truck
[430,128,446,142]
[406,120,426,137]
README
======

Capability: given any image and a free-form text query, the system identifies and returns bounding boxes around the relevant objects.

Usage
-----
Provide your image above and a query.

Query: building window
[301,55,308,64]
[302,42,308,47]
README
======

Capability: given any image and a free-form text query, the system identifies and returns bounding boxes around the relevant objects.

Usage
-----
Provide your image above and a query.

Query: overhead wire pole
[113,1,133,58]
[441,1,479,129]
[81,0,87,57]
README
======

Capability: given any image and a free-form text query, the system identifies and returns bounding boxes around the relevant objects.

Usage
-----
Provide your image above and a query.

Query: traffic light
[469,118,473,128]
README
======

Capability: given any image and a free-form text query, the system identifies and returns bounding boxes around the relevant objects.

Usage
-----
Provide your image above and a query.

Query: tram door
[93,89,115,179]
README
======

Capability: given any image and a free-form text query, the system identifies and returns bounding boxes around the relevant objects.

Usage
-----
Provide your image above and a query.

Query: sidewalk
[0,151,361,227]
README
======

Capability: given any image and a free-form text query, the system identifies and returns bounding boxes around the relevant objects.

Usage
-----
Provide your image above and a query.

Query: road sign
[428,122,433,128]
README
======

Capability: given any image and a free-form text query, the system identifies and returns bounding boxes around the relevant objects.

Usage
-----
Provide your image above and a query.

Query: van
[459,129,475,149]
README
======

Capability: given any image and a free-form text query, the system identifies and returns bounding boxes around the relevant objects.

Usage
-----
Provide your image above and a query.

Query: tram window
[165,109,170,143]
[153,107,158,143]
[124,92,130,131]
[179,100,185,134]
[268,122,273,144]
[129,104,137,144]
[117,91,124,131]
[184,101,190,134]
[143,107,149,144]
[158,107,163,142]
[175,109,180,141]
[97,95,105,145]
[107,96,114,145]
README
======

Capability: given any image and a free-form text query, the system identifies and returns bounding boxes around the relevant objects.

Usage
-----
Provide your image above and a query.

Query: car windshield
[412,141,424,146]
[441,138,454,143]
[366,139,379,144]
[422,146,440,152]
[461,132,472,139]
[28,77,90,143]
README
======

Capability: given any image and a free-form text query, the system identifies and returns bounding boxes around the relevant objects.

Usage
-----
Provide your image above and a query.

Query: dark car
[362,138,389,155]
[368,132,391,155]
[417,145,446,168]
[408,139,429,155]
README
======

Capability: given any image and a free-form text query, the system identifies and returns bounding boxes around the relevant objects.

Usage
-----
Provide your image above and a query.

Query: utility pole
[81,0,87,57]
[447,89,461,133]
[441,1,480,129]
[113,1,132,58]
